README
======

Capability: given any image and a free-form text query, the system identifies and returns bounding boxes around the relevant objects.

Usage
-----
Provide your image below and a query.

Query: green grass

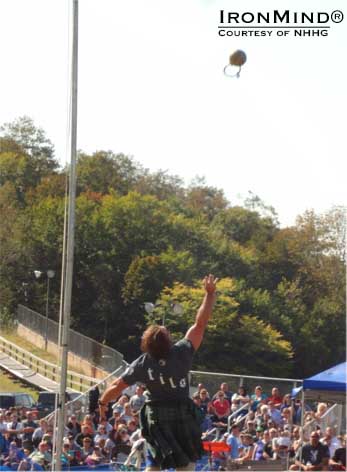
[1,330,85,375]
[0,370,39,400]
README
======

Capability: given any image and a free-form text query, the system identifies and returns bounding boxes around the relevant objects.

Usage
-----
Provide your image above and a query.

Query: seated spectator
[199,389,211,416]
[112,394,129,415]
[108,410,122,427]
[29,441,52,469]
[262,430,273,460]
[60,441,77,467]
[212,383,233,402]
[255,404,270,429]
[250,386,267,412]
[22,411,37,443]
[273,430,291,460]
[79,437,94,463]
[289,431,330,471]
[112,425,131,463]
[0,412,8,435]
[329,434,346,470]
[66,414,81,437]
[267,387,283,408]
[268,401,283,428]
[85,445,105,466]
[75,424,94,448]
[313,402,328,421]
[3,441,26,468]
[281,407,292,429]
[94,424,109,444]
[81,414,95,434]
[129,385,145,414]
[231,386,250,417]
[32,419,49,448]
[253,429,267,461]
[242,420,257,442]
[235,433,255,464]
[211,391,230,419]
[120,402,133,424]
[322,427,342,457]
[6,412,23,445]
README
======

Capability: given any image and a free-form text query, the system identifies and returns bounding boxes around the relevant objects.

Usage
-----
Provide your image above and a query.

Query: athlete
[98,274,218,471]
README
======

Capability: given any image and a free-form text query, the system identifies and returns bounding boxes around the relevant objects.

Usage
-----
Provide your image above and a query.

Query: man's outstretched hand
[203,274,218,294]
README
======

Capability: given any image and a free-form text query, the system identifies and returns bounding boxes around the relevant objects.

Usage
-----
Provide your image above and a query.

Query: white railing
[0,335,96,392]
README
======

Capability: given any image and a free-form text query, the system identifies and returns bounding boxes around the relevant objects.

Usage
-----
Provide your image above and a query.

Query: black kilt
[140,398,203,469]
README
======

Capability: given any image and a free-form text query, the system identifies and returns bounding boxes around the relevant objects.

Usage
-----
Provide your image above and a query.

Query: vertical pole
[45,276,50,350]
[54,1,78,470]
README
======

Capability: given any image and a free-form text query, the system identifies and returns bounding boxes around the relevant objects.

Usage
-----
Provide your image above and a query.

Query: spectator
[0,412,8,435]
[290,430,330,471]
[108,410,122,428]
[75,424,94,448]
[94,424,109,444]
[329,434,346,470]
[22,411,37,443]
[250,386,267,412]
[243,420,257,442]
[81,414,95,434]
[231,386,250,417]
[281,407,292,429]
[267,387,283,407]
[199,389,211,416]
[120,402,133,424]
[255,404,270,429]
[66,414,81,437]
[79,437,94,464]
[112,394,129,415]
[226,424,241,460]
[3,441,26,468]
[313,403,328,421]
[235,434,255,464]
[213,383,233,402]
[322,427,341,456]
[280,393,292,412]
[6,412,23,445]
[268,401,283,428]
[262,430,273,460]
[32,419,49,448]
[273,430,291,460]
[85,446,104,466]
[253,429,267,461]
[129,385,145,414]
[29,441,52,469]
[0,430,9,456]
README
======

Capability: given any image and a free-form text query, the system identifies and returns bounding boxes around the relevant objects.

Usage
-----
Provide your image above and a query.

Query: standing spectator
[290,431,330,471]
[226,424,241,460]
[129,385,146,414]
[250,386,267,412]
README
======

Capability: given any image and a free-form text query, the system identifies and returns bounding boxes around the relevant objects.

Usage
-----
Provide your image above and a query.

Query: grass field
[0,369,39,400]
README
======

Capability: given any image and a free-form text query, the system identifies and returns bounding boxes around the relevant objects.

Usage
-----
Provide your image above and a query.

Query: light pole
[34,269,55,350]
[144,301,183,326]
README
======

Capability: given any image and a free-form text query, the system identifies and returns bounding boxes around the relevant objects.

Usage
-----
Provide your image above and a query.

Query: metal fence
[16,305,125,373]
[190,370,302,398]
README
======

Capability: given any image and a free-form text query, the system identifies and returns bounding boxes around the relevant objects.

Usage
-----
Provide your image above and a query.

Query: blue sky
[0,0,346,226]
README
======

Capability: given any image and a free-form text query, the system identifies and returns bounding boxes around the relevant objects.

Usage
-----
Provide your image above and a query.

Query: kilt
[140,398,203,469]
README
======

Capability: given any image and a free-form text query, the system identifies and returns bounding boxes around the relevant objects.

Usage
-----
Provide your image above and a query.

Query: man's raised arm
[185,274,218,351]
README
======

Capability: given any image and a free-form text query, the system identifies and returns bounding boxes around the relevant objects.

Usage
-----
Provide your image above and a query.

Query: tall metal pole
[54,1,78,469]
[44,276,50,350]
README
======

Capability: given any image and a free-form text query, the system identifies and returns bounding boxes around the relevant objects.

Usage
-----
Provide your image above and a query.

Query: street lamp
[34,269,55,350]
[144,301,183,326]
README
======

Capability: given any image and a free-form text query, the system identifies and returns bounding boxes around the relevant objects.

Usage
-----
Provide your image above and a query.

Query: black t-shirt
[332,447,346,467]
[297,442,330,465]
[121,338,195,401]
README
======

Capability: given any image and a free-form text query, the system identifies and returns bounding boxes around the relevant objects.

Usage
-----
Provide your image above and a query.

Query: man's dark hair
[141,325,173,360]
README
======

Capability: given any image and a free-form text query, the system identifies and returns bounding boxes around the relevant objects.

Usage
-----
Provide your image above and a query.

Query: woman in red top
[211,391,231,432]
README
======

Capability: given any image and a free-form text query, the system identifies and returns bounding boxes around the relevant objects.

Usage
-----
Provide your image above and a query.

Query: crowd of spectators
[0,383,345,471]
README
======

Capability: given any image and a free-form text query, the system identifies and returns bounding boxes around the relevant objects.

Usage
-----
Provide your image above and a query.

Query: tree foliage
[0,117,345,378]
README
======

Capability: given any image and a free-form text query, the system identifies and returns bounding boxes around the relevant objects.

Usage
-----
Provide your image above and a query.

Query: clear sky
[1,0,346,226]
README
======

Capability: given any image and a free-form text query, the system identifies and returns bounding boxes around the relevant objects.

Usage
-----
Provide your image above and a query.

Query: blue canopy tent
[292,362,347,403]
